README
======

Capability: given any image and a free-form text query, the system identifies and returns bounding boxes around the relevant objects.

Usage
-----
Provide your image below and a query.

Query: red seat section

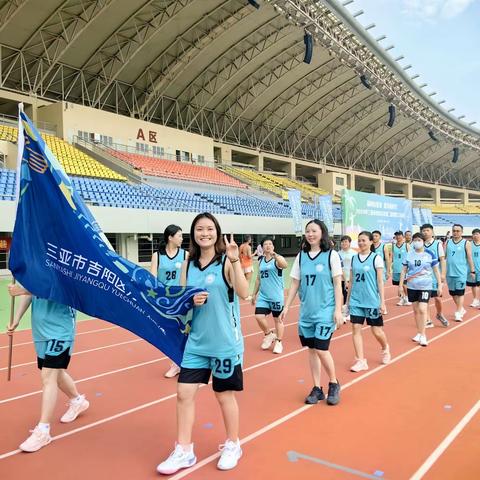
[109,150,247,189]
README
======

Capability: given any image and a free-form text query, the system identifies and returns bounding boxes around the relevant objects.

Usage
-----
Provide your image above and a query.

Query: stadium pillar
[218,145,232,165]
[287,159,297,179]
[257,153,264,171]
[379,177,385,195]
[406,182,413,200]
[434,187,441,205]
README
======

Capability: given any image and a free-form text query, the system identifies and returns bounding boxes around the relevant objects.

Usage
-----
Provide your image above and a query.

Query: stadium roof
[0,0,479,189]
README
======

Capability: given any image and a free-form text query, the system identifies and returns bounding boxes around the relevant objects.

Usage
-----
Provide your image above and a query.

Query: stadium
[0,1,479,479]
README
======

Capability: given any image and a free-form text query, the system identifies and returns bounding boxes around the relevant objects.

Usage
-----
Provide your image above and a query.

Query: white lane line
[170,312,480,479]
[1,309,477,461]
[409,399,480,480]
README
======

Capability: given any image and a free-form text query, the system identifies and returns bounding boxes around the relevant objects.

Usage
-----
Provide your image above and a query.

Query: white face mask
[413,240,423,251]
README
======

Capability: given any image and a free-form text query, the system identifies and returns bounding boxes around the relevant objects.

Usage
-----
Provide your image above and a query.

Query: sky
[344,0,480,128]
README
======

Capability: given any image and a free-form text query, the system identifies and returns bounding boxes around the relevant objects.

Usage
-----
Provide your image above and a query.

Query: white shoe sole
[157,457,197,475]
[217,450,243,471]
[20,437,52,452]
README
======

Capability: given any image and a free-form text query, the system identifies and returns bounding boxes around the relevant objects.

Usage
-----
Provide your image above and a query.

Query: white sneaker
[460,307,466,316]
[217,439,242,471]
[60,395,90,423]
[404,299,412,306]
[412,333,422,342]
[350,358,368,372]
[454,311,463,322]
[469,299,480,307]
[272,340,283,354]
[425,320,434,329]
[260,331,276,350]
[396,297,405,306]
[157,444,197,475]
[419,334,428,347]
[19,426,52,452]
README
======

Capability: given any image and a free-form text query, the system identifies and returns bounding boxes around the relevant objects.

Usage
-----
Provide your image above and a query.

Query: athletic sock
[37,422,50,432]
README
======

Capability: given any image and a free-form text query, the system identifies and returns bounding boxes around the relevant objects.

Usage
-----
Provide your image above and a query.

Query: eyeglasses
[452,229,462,233]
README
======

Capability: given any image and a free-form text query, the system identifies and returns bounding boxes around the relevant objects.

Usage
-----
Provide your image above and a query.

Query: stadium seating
[0,168,16,200]
[108,150,247,189]
[0,124,126,181]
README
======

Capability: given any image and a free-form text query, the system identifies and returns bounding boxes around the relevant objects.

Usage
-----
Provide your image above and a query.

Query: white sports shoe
[217,439,242,471]
[403,299,412,306]
[396,297,405,306]
[469,299,480,307]
[454,311,463,322]
[419,334,428,347]
[350,358,368,372]
[260,331,276,350]
[157,444,197,475]
[460,307,466,316]
[60,395,89,423]
[412,333,422,342]
[272,340,283,354]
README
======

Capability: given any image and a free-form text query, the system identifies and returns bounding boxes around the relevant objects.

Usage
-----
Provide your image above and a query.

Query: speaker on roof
[360,75,372,89]
[303,33,313,64]
[452,147,459,164]
[428,130,438,142]
[387,104,396,128]
[248,0,260,8]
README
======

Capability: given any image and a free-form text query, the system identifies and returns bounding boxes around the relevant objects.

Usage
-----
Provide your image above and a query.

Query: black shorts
[341,281,347,304]
[430,290,438,298]
[350,315,384,327]
[299,335,332,351]
[407,289,430,303]
[178,364,243,392]
[449,289,466,297]
[37,348,71,370]
[255,307,283,318]
[466,281,480,287]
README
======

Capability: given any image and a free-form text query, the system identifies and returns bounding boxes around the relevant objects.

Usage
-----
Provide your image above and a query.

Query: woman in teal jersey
[467,228,480,307]
[347,231,390,373]
[157,213,249,475]
[151,224,189,379]
[7,285,89,453]
[281,220,343,406]
[445,224,475,322]
[252,237,288,354]
[392,231,410,306]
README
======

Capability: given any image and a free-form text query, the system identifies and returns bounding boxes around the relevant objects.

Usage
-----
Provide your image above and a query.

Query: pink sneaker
[350,358,368,372]
[164,363,181,378]
[19,426,52,452]
[60,395,90,423]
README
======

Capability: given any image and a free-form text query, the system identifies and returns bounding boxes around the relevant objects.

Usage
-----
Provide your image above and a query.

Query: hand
[224,234,239,263]
[7,318,20,333]
[398,287,403,298]
[380,303,387,315]
[334,310,343,329]
[251,294,257,306]
[387,271,391,280]
[279,307,289,323]
[470,271,476,280]
[193,292,209,306]
[8,284,26,297]
[345,281,350,291]
[437,284,443,297]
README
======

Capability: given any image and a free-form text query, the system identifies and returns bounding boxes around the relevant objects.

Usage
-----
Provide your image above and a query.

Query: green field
[0,257,295,333]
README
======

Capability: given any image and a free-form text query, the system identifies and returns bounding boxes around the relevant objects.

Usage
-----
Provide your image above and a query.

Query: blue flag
[9,108,203,365]
[287,189,303,237]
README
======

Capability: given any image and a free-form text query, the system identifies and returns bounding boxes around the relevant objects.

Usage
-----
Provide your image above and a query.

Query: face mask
[413,240,423,250]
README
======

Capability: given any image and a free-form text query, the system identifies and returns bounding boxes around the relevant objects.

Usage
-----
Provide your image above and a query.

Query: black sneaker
[327,381,341,405]
[305,386,325,404]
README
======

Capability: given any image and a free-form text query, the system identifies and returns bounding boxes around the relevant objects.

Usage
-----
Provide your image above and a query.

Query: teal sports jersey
[392,242,408,275]
[31,297,77,343]
[258,256,284,305]
[374,243,388,280]
[403,250,438,290]
[349,253,381,309]
[425,239,444,288]
[468,242,480,282]
[158,248,186,286]
[446,239,468,278]
[185,255,243,358]
[298,250,335,324]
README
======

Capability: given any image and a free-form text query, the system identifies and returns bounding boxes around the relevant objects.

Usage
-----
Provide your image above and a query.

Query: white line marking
[409,399,480,480]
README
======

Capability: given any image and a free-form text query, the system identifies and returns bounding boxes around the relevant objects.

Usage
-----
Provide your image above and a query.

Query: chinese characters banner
[9,108,203,365]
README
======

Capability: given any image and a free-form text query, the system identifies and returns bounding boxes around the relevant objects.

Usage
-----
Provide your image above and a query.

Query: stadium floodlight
[438,100,446,104]
[385,45,395,51]
[375,35,386,41]
[410,74,420,79]
[394,55,404,61]
[403,65,412,70]
[248,0,260,8]
[458,115,466,120]
[428,130,439,142]
[448,108,455,113]
[428,92,437,96]
[419,83,427,88]
[364,23,376,30]
[342,0,354,6]
[468,121,477,126]
[353,10,364,17]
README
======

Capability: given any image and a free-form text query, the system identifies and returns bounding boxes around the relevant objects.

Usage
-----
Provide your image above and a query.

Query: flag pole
[7,103,24,381]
